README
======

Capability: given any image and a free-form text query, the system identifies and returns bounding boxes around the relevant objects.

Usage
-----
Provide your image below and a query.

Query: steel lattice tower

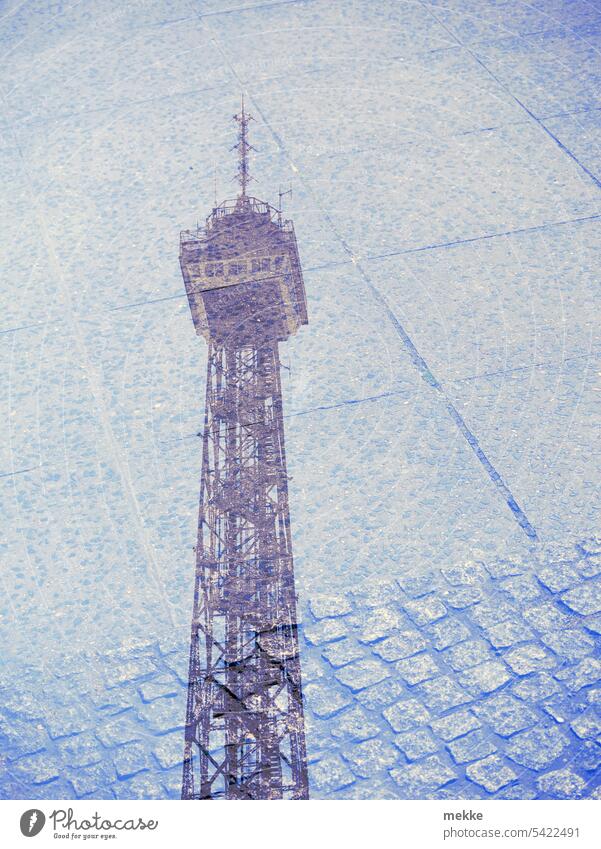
[179,102,309,800]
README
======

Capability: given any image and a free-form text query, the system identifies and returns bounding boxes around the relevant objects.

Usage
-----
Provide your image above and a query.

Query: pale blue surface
[0,0,600,799]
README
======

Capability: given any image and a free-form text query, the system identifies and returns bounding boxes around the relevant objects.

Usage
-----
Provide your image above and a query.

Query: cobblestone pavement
[1,539,600,800]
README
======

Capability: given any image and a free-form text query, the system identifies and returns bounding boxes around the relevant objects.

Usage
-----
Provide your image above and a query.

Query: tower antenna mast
[278,185,292,225]
[233,95,254,198]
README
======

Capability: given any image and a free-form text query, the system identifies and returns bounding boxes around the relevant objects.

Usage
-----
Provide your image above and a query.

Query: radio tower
[179,99,309,800]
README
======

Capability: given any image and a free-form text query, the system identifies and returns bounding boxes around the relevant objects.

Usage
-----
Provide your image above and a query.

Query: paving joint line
[184,21,540,543]
[418,0,601,191]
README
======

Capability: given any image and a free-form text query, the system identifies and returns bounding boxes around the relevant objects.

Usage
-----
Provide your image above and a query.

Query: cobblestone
[536,769,586,800]
[428,617,470,649]
[58,733,103,769]
[447,729,498,764]
[113,743,149,779]
[302,656,328,684]
[153,732,184,770]
[418,676,472,713]
[332,705,380,743]
[578,556,601,579]
[335,659,390,692]
[554,657,601,692]
[372,630,426,661]
[102,657,156,689]
[577,741,601,771]
[0,716,47,761]
[397,572,436,599]
[459,661,512,696]
[383,699,431,733]
[442,585,484,610]
[69,761,116,798]
[356,606,405,644]
[136,699,184,734]
[403,597,447,627]
[542,698,572,724]
[138,677,180,703]
[570,709,601,740]
[441,562,486,586]
[523,602,572,631]
[579,537,601,557]
[321,638,364,668]
[584,615,601,635]
[469,599,518,628]
[390,756,455,798]
[500,574,542,604]
[589,787,601,800]
[561,579,601,616]
[343,739,398,778]
[309,594,353,620]
[331,706,380,742]
[541,629,594,661]
[302,617,348,646]
[335,779,400,800]
[484,558,525,579]
[310,755,355,795]
[503,644,556,675]
[465,755,518,793]
[161,769,185,800]
[44,706,90,740]
[484,620,534,649]
[536,564,580,593]
[12,752,60,787]
[586,688,601,705]
[353,580,401,609]
[96,717,140,747]
[89,686,142,715]
[395,653,439,685]
[443,640,493,671]
[511,672,561,702]
[505,726,569,770]
[430,710,481,741]
[356,679,406,710]
[394,728,438,761]
[304,682,352,718]
[473,694,538,737]
[112,772,164,800]
[1,690,44,721]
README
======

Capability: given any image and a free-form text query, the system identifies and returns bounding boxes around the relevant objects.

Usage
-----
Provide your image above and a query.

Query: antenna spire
[233,95,254,198]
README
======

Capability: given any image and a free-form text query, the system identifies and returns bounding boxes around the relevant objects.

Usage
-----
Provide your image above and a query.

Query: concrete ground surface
[0,0,600,799]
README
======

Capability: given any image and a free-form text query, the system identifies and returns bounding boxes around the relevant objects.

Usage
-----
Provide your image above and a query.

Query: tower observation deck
[179,101,309,800]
